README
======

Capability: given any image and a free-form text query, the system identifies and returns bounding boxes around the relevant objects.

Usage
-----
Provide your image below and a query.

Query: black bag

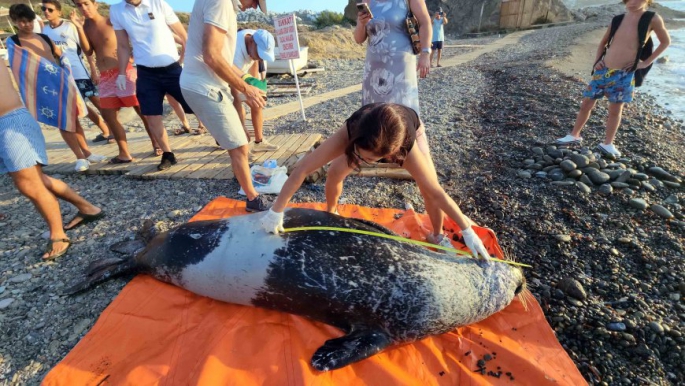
[593,11,656,87]
[404,0,421,55]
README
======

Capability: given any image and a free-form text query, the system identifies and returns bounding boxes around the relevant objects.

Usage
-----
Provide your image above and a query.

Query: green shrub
[314,11,347,30]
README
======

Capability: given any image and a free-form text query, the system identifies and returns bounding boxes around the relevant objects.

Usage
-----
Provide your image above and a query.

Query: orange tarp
[43,197,587,386]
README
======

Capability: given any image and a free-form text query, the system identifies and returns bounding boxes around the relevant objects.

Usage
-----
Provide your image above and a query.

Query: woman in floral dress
[353,0,432,115]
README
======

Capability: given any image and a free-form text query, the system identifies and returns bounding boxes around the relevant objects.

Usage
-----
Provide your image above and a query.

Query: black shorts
[136,62,193,116]
[431,41,444,50]
[75,78,99,100]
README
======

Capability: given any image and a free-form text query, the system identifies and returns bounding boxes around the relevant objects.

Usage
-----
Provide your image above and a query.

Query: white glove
[261,209,284,234]
[115,75,127,91]
[461,227,490,260]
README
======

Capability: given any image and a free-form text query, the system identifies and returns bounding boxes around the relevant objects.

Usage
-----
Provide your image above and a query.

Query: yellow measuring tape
[282,226,532,268]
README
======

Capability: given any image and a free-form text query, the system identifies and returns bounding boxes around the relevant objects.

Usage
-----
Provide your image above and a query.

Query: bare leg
[324,156,355,213]
[85,97,110,137]
[436,49,442,66]
[604,102,624,145]
[40,173,101,217]
[59,130,86,160]
[251,105,264,143]
[134,106,161,154]
[144,115,172,153]
[167,94,191,129]
[101,108,133,160]
[429,50,435,66]
[74,121,95,158]
[570,98,597,138]
[230,86,250,142]
[228,145,258,200]
[10,166,68,258]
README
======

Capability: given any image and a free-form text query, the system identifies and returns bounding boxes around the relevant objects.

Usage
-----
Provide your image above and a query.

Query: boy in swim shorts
[554,0,670,159]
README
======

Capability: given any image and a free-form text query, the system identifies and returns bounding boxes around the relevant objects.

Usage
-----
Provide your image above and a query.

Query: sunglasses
[353,146,381,166]
[41,6,57,13]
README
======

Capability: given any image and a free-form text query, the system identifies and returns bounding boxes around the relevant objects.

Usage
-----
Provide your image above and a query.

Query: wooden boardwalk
[41,127,322,180]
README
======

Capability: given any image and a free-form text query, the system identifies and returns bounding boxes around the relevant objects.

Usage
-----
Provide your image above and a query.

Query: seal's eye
[514,283,524,295]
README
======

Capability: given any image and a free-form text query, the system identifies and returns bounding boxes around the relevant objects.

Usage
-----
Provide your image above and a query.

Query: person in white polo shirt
[109,0,193,171]
[231,28,279,153]
[180,0,271,212]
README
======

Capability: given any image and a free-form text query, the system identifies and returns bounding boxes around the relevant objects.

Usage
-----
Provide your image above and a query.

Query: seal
[69,208,526,371]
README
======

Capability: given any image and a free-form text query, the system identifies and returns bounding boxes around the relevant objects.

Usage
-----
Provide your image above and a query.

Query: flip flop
[173,126,192,136]
[92,134,109,143]
[109,157,133,164]
[64,210,106,231]
[42,238,71,260]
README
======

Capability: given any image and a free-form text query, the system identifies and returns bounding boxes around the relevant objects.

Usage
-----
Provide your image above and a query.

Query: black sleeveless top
[345,103,420,163]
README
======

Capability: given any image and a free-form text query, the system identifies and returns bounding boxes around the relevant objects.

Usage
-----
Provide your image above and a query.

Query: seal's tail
[65,257,138,295]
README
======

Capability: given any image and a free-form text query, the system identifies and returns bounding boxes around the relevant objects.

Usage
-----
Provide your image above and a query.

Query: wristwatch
[421,48,431,55]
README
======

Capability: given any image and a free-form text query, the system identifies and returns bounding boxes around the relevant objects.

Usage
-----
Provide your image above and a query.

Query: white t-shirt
[109,0,180,68]
[33,16,43,33]
[180,0,237,95]
[234,29,254,73]
[43,20,90,80]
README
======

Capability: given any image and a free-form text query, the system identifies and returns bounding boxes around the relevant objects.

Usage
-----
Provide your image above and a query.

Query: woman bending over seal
[260,103,490,259]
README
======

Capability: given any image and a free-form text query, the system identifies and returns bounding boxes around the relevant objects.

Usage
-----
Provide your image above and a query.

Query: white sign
[273,14,300,60]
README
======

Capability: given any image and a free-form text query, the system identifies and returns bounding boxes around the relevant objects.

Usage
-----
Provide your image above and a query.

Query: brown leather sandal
[43,238,71,260]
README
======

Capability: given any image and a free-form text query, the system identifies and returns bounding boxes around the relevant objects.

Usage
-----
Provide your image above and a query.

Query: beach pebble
[557,278,587,301]
[576,182,591,194]
[567,169,582,178]
[8,273,32,283]
[0,298,15,310]
[629,198,648,210]
[648,321,665,334]
[662,181,681,188]
[648,167,680,183]
[598,184,613,195]
[555,234,572,242]
[607,322,626,332]
[569,154,589,168]
[517,170,532,179]
[587,170,611,185]
[651,205,674,219]
[560,160,577,172]
[611,182,630,189]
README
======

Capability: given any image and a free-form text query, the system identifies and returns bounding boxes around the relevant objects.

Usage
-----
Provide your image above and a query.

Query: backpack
[594,11,656,87]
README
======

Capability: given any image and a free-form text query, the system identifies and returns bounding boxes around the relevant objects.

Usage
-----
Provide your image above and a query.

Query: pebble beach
[1,5,684,385]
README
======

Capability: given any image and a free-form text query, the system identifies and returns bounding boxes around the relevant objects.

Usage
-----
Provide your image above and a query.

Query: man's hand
[461,227,490,260]
[243,83,267,110]
[260,209,284,234]
[116,75,127,91]
[594,59,606,71]
[635,60,652,70]
[70,10,85,28]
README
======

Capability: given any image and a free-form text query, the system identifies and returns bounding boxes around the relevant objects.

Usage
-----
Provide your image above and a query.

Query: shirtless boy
[0,61,104,260]
[71,0,160,163]
[555,0,670,158]
[41,0,112,145]
[8,3,107,172]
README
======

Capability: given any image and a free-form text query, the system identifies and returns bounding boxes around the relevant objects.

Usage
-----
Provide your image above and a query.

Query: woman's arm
[353,2,372,44]
[402,145,490,259]
[411,0,432,78]
[271,124,350,213]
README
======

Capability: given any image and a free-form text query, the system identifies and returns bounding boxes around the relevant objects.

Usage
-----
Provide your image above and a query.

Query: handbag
[404,0,421,55]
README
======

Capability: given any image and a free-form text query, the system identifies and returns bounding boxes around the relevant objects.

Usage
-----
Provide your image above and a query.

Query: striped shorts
[0,108,49,174]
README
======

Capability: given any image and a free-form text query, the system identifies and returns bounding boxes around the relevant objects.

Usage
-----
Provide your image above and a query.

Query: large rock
[345,0,574,34]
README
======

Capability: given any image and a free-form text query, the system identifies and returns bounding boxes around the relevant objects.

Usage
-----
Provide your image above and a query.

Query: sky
[101,0,349,13]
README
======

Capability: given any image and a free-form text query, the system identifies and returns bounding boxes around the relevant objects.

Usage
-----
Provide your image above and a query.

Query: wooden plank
[247,134,293,166]
[126,134,199,178]
[156,143,219,179]
[210,134,295,180]
[168,147,227,180]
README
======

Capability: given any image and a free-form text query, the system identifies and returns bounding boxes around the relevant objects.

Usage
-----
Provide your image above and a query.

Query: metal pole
[478,1,486,33]
[290,59,306,121]
[7,16,15,34]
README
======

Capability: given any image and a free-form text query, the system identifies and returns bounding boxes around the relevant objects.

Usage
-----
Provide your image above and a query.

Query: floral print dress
[363,0,420,115]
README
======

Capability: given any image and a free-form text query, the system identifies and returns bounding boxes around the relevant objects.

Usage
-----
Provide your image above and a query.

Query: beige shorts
[181,87,247,151]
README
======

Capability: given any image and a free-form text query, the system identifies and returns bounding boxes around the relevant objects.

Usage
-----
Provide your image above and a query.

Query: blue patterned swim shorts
[0,108,48,174]
[583,68,635,104]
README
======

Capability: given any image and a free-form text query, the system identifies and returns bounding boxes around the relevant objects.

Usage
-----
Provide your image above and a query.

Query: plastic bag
[238,162,288,195]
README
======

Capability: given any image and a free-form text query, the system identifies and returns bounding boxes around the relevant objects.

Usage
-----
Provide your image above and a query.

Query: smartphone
[356,3,373,19]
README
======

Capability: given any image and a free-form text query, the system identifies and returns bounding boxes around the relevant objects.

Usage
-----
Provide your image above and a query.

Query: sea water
[640,1,685,121]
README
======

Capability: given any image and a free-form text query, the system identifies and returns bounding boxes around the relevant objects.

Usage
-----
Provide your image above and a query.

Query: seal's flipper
[311,329,392,372]
[109,239,147,255]
[64,257,138,295]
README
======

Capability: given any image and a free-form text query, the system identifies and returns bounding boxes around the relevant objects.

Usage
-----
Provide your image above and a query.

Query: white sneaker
[248,149,257,163]
[74,159,90,172]
[87,154,108,163]
[596,143,621,158]
[554,134,582,145]
[252,139,279,152]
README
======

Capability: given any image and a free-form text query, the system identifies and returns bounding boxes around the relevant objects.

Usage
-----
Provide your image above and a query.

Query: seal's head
[475,261,527,319]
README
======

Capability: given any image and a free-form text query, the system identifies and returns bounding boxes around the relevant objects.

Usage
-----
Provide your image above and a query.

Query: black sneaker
[158,152,177,171]
[246,195,273,212]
